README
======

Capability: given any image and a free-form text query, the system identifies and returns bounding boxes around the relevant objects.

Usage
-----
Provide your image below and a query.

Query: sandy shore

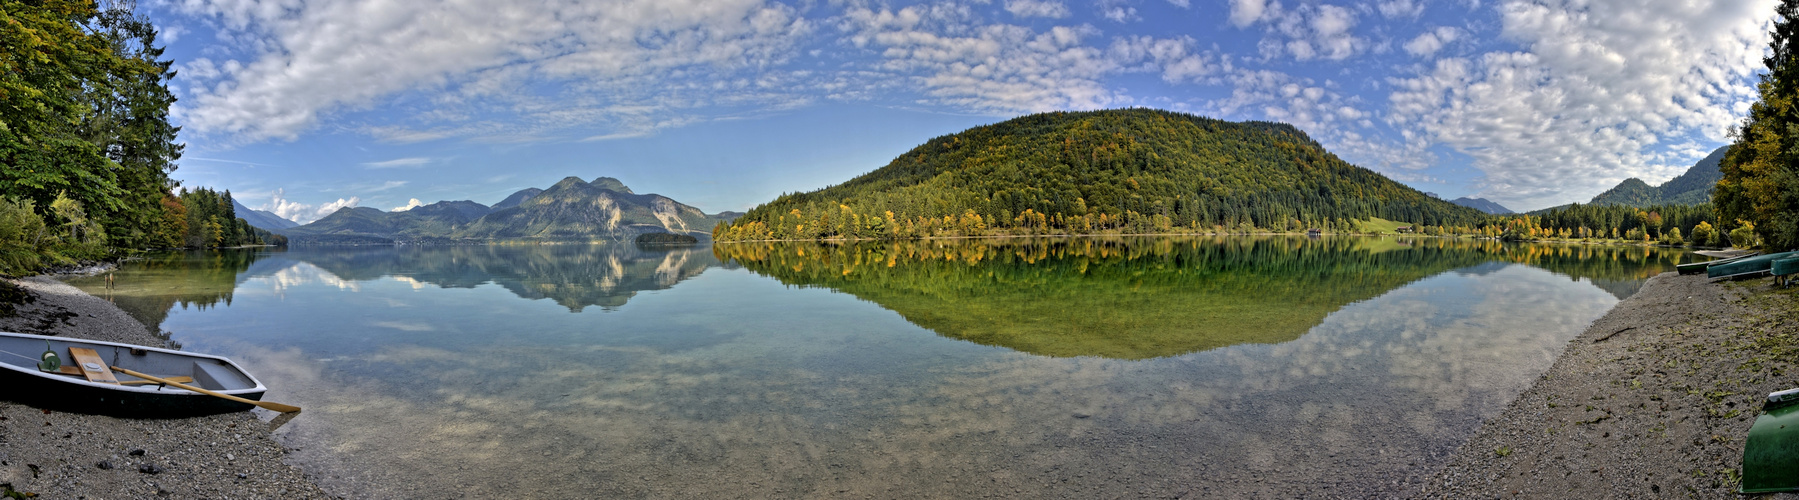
[0,275,332,499]
[1421,272,1799,498]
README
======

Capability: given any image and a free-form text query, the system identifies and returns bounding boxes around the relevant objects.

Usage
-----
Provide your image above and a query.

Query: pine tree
[1717,0,1799,250]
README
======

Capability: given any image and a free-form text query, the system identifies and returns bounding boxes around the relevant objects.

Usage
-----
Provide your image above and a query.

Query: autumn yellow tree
[1718,0,1799,250]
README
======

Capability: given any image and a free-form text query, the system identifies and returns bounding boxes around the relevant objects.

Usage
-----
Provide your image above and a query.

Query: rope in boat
[0,347,42,363]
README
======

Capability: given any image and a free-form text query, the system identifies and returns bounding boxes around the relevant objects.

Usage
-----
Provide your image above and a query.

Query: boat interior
[0,334,258,392]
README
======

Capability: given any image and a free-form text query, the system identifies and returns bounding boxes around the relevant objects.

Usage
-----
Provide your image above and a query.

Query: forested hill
[714,108,1484,241]
[1587,145,1727,208]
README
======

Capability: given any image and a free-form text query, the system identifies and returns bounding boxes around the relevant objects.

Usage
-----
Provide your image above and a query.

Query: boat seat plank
[68,347,119,384]
[119,376,193,386]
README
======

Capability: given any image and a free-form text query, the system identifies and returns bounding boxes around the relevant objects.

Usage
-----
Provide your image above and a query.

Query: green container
[1744,389,1799,493]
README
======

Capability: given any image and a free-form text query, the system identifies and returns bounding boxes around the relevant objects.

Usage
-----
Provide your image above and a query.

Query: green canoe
[1775,257,1799,287]
[1744,388,1799,493]
[1678,253,1758,275]
[1707,250,1799,280]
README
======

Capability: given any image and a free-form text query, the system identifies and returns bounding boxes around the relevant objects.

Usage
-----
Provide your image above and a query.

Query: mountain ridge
[717,108,1484,241]
[1449,197,1512,214]
[1587,146,1727,207]
[278,177,726,244]
[230,198,299,230]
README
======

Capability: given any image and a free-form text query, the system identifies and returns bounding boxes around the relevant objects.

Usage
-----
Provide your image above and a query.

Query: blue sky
[146,0,1778,221]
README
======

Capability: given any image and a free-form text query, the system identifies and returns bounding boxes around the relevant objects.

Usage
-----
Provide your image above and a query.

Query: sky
[144,0,1780,222]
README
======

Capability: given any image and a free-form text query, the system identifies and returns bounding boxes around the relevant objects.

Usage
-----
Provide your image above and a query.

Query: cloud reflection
[188,261,1617,498]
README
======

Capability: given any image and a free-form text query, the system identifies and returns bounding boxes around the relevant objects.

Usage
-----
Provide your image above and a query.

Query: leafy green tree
[1731,220,1762,248]
[0,0,182,252]
[1691,220,1716,247]
[1718,0,1799,250]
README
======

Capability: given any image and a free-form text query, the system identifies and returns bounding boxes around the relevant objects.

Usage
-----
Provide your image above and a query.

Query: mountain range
[273,176,728,244]
[1586,146,1728,208]
[231,198,299,230]
[1448,197,1512,214]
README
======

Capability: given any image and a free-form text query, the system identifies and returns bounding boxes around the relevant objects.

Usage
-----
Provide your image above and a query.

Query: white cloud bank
[170,0,812,142]
[837,4,1216,114]
[1386,0,1777,210]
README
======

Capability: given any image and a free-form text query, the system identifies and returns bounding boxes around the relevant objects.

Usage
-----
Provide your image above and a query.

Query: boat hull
[1744,400,1799,492]
[0,332,269,418]
[0,367,262,417]
[1774,257,1799,277]
[1708,251,1799,280]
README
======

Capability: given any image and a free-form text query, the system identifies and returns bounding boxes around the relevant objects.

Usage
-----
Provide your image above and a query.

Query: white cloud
[1402,27,1461,57]
[1386,0,1777,210]
[363,157,431,168]
[1229,0,1274,27]
[1004,0,1069,18]
[264,189,312,223]
[1235,2,1367,61]
[316,197,362,218]
[392,198,425,211]
[1099,4,1139,23]
[1110,36,1219,83]
[260,190,361,223]
[840,6,1123,113]
[170,0,813,142]
[1376,0,1425,19]
[835,4,1217,114]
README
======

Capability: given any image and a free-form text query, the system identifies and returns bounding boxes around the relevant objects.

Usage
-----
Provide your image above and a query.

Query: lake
[66,236,1687,498]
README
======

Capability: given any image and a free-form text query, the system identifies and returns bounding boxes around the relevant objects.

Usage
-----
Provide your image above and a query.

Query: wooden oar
[111,366,301,414]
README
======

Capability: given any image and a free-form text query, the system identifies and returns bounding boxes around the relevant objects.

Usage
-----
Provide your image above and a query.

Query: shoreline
[1420,272,1798,497]
[0,275,332,499]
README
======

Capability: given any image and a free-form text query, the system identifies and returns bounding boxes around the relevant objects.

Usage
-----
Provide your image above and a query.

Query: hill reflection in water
[715,236,1686,359]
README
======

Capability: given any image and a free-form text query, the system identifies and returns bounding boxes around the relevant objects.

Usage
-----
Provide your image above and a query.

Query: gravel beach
[1421,272,1799,498]
[0,274,331,499]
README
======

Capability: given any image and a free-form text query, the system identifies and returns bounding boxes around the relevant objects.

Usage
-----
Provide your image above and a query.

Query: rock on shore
[1421,273,1799,498]
[0,275,332,499]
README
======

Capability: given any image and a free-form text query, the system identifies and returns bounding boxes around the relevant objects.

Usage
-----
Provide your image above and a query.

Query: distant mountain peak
[1448,197,1512,215]
[551,176,588,190]
[1588,146,1727,208]
[590,177,633,194]
[229,196,299,230]
[491,188,543,211]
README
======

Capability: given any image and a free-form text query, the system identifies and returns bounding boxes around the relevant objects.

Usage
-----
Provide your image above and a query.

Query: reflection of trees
[281,244,720,312]
[716,237,1688,359]
[715,237,1484,359]
[67,249,274,332]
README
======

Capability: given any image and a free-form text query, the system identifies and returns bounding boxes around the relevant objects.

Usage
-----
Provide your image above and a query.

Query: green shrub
[1730,220,1761,249]
[0,197,47,276]
[1691,221,1716,247]
[1661,227,1684,246]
